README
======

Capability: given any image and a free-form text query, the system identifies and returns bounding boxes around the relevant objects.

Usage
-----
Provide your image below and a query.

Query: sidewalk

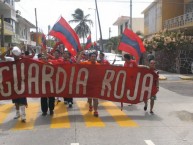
[159,70,193,80]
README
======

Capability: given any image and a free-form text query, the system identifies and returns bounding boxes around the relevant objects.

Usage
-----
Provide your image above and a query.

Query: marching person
[63,51,75,108]
[37,53,55,116]
[49,49,64,103]
[0,46,28,122]
[144,59,159,114]
[123,53,138,107]
[97,52,110,65]
[77,51,100,117]
[123,53,138,68]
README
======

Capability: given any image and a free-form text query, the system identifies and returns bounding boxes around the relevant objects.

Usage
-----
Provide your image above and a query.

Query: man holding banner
[0,46,28,122]
[77,51,100,117]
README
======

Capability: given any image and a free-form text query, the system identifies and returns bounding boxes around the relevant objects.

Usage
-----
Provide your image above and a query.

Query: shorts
[12,98,27,105]
[150,96,156,100]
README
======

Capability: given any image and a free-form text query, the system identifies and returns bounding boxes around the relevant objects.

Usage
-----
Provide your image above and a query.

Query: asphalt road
[160,80,193,97]
[0,79,193,145]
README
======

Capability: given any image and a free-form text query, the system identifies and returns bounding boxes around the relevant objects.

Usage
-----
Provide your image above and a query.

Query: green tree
[69,8,93,46]
[105,36,121,53]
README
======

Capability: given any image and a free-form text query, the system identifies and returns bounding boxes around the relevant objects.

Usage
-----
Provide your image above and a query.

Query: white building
[113,16,144,35]
[16,13,36,50]
[0,0,36,52]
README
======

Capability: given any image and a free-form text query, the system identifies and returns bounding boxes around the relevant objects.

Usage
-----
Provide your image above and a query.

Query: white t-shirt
[0,57,15,62]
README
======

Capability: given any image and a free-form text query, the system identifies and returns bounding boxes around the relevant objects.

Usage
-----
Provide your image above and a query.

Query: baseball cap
[12,46,21,56]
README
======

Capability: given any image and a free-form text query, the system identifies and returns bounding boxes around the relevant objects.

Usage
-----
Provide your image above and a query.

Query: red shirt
[99,59,110,65]
[63,59,72,64]
[124,60,137,68]
[48,57,64,65]
[80,61,99,65]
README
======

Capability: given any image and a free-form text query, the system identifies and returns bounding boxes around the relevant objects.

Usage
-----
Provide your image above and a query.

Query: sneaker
[42,112,47,116]
[68,102,72,108]
[14,111,20,119]
[21,119,26,123]
[94,111,99,117]
[144,106,147,111]
[150,111,154,114]
[89,106,93,112]
[50,110,54,116]
[14,115,20,119]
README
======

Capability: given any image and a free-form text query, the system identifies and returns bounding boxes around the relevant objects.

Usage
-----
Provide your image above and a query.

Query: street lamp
[88,8,97,43]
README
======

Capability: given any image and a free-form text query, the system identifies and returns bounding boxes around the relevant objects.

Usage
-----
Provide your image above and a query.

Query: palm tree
[69,8,93,46]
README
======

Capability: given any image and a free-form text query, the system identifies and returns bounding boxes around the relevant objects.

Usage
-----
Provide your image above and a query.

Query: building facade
[143,0,193,36]
[113,16,144,35]
[0,0,36,53]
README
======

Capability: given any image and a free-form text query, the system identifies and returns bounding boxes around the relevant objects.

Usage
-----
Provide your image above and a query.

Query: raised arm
[0,47,12,60]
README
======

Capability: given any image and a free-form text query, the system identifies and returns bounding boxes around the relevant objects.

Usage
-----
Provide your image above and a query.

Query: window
[120,24,123,34]
[125,22,128,28]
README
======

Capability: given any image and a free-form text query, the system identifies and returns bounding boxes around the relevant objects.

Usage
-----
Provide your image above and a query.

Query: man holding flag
[49,16,82,56]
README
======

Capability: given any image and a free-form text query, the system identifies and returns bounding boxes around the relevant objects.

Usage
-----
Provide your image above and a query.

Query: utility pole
[130,0,132,30]
[95,0,103,51]
[109,27,111,39]
[35,8,38,33]
[48,25,51,47]
[35,8,38,47]
[94,10,97,42]
[1,15,5,53]
[88,8,97,43]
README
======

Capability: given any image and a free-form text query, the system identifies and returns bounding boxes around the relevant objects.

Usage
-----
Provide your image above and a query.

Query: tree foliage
[143,29,193,52]
[69,8,93,44]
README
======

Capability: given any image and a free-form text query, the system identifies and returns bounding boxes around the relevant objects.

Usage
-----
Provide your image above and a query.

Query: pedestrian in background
[147,51,155,63]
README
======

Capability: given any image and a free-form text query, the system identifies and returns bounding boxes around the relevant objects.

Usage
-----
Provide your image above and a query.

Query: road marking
[12,103,40,130]
[71,143,79,145]
[160,80,193,83]
[76,101,105,127]
[144,140,155,145]
[101,102,138,127]
[0,104,13,124]
[51,103,70,128]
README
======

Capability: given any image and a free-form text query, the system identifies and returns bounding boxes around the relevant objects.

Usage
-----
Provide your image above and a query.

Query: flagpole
[130,0,132,30]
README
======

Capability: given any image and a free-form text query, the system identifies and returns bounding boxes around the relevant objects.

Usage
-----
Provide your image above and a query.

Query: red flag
[85,35,92,50]
[41,34,46,50]
[93,41,97,50]
[49,17,81,56]
[118,28,146,62]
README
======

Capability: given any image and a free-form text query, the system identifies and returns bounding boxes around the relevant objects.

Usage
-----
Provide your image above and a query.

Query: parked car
[104,53,125,66]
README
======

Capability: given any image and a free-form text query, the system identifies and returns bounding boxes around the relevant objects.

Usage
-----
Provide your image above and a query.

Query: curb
[159,75,167,80]
[179,75,193,80]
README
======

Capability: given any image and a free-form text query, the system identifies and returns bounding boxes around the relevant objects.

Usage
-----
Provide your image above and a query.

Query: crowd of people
[0,46,159,122]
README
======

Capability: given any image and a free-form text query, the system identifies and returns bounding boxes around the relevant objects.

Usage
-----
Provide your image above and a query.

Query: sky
[15,0,154,41]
